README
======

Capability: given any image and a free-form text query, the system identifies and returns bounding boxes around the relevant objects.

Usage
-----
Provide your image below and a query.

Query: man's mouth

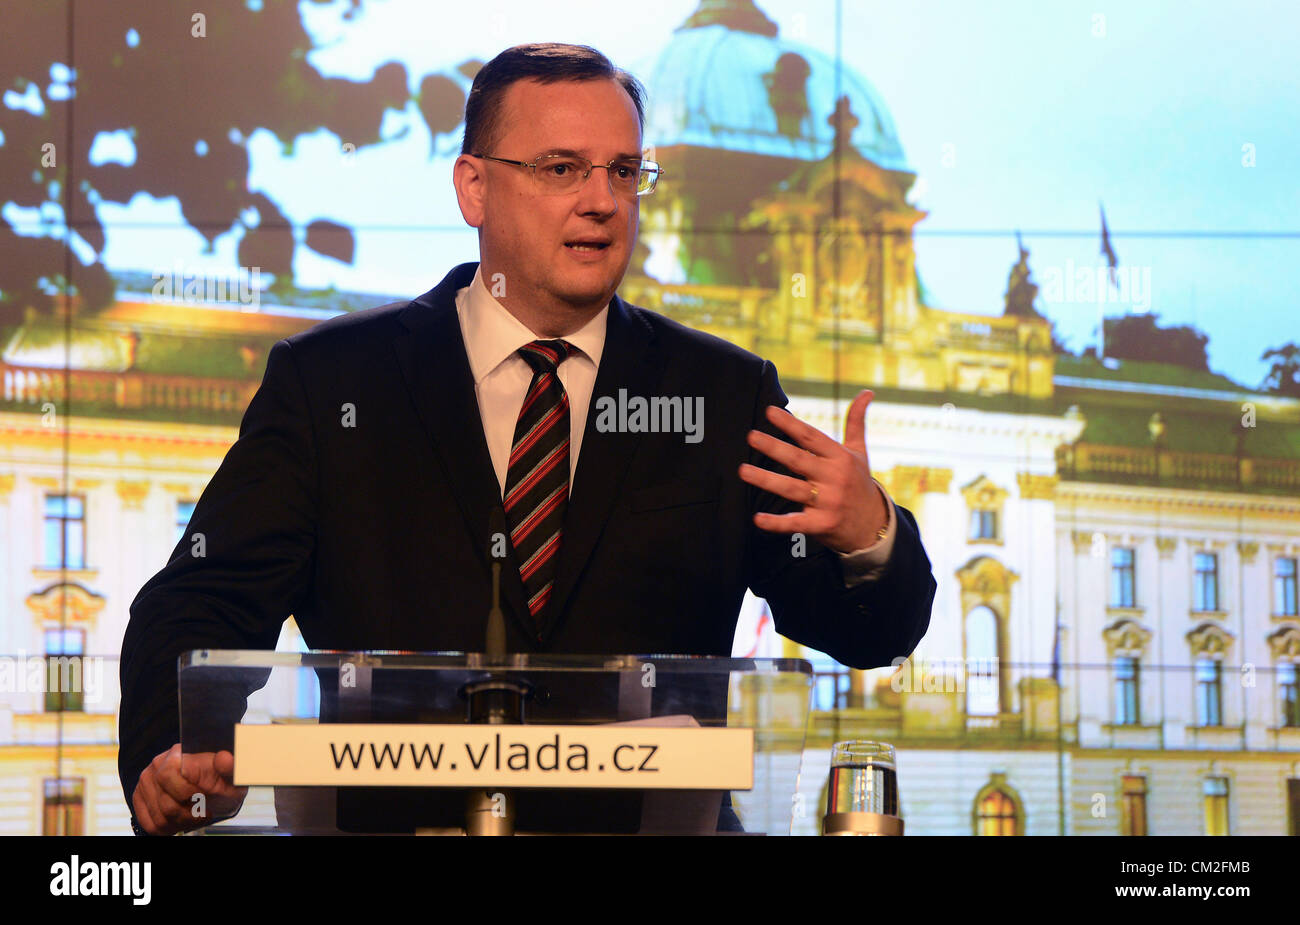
[565,240,611,252]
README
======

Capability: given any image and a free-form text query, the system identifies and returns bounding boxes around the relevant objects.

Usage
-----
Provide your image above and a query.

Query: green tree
[1103,313,1209,371]
[0,0,462,322]
[1261,342,1300,398]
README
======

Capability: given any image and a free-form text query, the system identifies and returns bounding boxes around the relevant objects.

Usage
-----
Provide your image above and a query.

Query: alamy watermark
[1040,259,1151,313]
[49,856,150,905]
[151,262,262,310]
[890,656,1000,695]
[0,652,104,703]
[594,389,704,444]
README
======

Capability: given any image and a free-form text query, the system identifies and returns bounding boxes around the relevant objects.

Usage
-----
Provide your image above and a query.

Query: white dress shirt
[453,266,898,587]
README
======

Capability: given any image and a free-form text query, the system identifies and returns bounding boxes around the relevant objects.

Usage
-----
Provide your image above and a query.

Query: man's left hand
[738,389,888,554]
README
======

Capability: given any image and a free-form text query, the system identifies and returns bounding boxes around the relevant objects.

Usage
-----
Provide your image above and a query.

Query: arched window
[975,788,1019,835]
[965,605,1000,715]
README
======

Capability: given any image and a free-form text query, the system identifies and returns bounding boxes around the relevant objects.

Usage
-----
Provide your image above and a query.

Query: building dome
[640,0,909,172]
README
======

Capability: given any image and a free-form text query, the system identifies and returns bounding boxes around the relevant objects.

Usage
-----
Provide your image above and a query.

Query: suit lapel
[391,263,665,648]
[391,263,533,642]
[539,292,665,642]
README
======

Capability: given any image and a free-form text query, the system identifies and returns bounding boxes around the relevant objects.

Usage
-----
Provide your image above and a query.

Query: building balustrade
[1,362,257,416]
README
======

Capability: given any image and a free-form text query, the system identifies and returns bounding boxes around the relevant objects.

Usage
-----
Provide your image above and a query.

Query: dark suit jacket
[118,260,936,811]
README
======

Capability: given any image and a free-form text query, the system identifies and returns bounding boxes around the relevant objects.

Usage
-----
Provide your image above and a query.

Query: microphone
[486,507,508,658]
[465,506,523,835]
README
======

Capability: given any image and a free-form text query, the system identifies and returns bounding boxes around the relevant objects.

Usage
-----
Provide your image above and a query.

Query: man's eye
[544,159,581,176]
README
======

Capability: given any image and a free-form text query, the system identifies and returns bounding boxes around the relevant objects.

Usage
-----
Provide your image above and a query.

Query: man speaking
[120,43,936,834]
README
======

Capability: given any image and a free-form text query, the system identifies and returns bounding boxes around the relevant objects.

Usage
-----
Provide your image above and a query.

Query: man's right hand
[131,744,248,835]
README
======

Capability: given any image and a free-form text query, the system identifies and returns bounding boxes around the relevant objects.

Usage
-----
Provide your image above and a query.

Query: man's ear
[452,154,486,228]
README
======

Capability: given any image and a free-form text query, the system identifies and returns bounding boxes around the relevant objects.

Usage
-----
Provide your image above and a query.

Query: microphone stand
[462,509,530,835]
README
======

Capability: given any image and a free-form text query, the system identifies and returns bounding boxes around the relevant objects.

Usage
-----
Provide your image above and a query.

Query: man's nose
[575,165,620,215]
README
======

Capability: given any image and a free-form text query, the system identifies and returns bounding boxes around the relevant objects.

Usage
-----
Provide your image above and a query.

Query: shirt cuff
[837,479,898,588]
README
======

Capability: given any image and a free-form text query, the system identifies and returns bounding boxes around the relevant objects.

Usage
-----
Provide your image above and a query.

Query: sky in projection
[77,0,1300,389]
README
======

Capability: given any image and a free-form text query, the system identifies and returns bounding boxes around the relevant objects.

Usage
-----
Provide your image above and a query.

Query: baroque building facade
[1,0,1298,834]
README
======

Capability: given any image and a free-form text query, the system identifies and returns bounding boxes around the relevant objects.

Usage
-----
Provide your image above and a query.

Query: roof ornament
[828,95,859,153]
[676,0,779,37]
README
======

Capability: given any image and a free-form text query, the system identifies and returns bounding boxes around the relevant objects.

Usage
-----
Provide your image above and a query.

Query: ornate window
[1120,775,1148,836]
[955,556,1018,721]
[1103,619,1151,726]
[965,605,1000,716]
[1188,623,1232,727]
[1279,664,1299,728]
[1195,659,1222,726]
[972,511,998,543]
[973,775,1023,835]
[1276,557,1298,617]
[43,778,84,836]
[43,627,85,713]
[1115,656,1140,725]
[1269,626,1300,728]
[1110,547,1136,608]
[976,790,1016,835]
[42,494,86,570]
[961,476,1006,545]
[1203,777,1229,836]
[1193,551,1219,612]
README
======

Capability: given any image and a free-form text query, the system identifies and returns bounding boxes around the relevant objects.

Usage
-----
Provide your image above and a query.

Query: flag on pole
[1050,600,1062,685]
[1097,202,1120,361]
[1100,202,1119,289]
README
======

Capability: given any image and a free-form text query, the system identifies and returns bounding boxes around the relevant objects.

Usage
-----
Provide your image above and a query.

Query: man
[120,43,936,835]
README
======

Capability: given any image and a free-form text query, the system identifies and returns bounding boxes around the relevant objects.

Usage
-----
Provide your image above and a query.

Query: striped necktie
[504,339,574,627]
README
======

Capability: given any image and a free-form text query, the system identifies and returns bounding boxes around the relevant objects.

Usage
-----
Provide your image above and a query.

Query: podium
[179,650,814,835]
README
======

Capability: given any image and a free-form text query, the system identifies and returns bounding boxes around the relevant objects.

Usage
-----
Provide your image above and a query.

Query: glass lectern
[178,651,813,835]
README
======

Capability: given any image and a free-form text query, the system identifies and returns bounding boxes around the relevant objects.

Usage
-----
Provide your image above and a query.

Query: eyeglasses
[473,152,664,197]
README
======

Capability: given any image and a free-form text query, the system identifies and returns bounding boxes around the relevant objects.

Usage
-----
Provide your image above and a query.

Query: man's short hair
[461,43,646,156]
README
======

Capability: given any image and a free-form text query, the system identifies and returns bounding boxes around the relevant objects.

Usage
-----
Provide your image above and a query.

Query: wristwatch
[838,483,893,558]
[870,478,892,544]
[873,483,894,543]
